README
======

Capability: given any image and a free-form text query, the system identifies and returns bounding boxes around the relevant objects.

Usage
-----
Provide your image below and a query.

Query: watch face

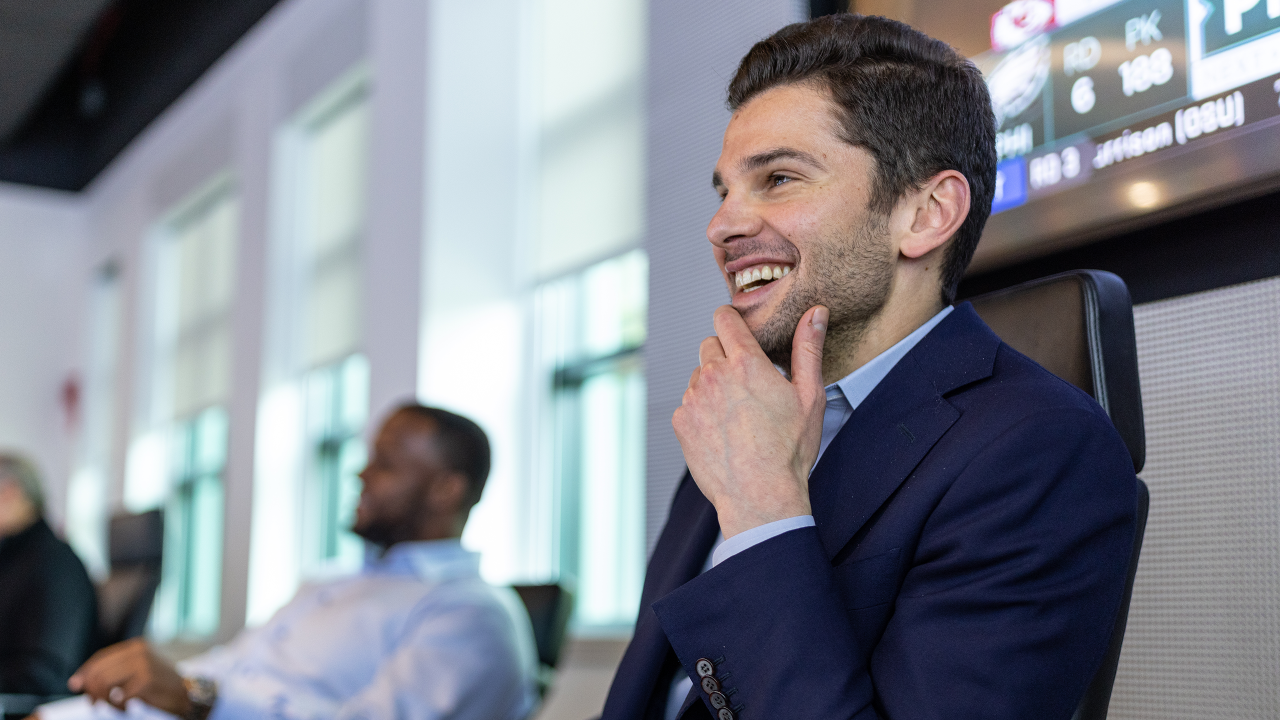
[184,676,218,719]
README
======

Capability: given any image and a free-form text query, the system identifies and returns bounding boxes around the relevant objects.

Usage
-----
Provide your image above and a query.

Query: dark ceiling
[0,0,285,192]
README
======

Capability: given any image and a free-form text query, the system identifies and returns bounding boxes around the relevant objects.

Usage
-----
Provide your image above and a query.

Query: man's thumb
[791,306,828,391]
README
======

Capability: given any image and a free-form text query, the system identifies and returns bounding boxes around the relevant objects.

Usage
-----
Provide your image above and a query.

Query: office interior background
[0,0,1277,717]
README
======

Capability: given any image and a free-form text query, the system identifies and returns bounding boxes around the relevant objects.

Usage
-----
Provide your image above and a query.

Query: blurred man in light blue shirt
[46,405,537,720]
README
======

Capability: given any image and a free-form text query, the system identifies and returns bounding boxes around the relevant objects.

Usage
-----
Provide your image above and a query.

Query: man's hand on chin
[673,304,829,538]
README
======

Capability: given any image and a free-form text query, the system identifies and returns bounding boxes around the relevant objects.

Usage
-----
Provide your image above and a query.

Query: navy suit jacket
[601,303,1138,720]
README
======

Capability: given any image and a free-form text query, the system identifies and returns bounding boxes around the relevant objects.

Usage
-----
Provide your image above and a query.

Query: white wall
[643,0,806,550]
[419,0,532,585]
[0,183,88,532]
[0,0,807,671]
[46,0,428,640]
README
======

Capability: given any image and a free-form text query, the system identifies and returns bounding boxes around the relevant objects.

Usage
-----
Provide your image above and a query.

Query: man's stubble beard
[750,213,894,372]
[353,492,428,548]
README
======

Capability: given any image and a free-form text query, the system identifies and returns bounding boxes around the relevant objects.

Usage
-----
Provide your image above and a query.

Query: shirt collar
[828,305,954,411]
[364,538,482,583]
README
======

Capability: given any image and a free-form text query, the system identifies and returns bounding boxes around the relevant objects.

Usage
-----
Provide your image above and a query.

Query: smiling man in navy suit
[600,14,1138,720]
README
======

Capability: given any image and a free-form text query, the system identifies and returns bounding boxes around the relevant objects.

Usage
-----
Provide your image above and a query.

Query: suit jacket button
[717,709,734,720]
[696,659,715,677]
[708,692,727,709]
[700,676,720,694]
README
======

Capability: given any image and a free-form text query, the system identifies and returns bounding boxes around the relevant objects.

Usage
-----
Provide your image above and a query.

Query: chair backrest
[512,583,575,669]
[512,583,575,697]
[968,270,1149,720]
[97,510,164,646]
[969,269,1145,472]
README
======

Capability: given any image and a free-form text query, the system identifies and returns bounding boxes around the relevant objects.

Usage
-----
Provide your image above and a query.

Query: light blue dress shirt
[666,306,953,720]
[177,539,539,720]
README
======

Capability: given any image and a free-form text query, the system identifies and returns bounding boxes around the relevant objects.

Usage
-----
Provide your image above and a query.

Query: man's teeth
[735,265,791,291]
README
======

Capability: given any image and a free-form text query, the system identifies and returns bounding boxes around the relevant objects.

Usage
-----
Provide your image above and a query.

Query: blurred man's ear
[426,472,469,516]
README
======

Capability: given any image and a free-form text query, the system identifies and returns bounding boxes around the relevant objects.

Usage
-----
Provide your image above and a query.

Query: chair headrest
[109,509,164,566]
[969,270,1146,473]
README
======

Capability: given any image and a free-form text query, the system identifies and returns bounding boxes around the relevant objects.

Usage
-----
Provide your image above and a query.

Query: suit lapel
[607,305,1001,718]
[808,303,1001,560]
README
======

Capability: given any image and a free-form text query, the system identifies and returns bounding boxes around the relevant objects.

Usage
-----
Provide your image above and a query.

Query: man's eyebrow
[741,147,825,173]
[712,148,826,189]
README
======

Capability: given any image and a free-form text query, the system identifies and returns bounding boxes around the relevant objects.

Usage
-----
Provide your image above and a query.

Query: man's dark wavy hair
[727,14,997,303]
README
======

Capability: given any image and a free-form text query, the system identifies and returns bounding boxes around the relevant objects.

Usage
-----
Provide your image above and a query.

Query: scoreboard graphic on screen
[976,0,1280,263]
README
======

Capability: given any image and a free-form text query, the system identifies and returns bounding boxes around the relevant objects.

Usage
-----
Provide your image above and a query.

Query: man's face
[0,478,34,537]
[709,82,895,368]
[352,412,447,546]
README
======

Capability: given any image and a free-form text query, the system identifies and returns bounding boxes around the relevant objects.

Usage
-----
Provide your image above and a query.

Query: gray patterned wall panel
[644,0,806,552]
[1112,276,1280,718]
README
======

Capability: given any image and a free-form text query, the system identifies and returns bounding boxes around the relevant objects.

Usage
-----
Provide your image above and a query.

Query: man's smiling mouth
[734,263,792,293]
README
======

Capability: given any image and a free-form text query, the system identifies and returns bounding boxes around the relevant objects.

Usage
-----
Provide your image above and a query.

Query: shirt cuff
[711,515,816,567]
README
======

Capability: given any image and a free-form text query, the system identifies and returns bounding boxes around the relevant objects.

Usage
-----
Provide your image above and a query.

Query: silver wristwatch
[182,676,218,720]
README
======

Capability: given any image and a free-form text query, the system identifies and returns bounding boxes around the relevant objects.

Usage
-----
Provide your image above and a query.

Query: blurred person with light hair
[0,452,100,695]
[39,405,537,720]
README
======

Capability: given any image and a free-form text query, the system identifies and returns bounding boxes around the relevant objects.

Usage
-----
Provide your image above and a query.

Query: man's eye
[770,175,792,187]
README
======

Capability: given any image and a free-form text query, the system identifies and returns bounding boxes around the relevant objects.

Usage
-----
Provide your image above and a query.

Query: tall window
[293,70,370,576]
[530,0,648,630]
[301,355,368,573]
[535,250,648,630]
[140,176,239,640]
[533,0,646,278]
[421,0,647,629]
[165,407,228,636]
[249,68,370,624]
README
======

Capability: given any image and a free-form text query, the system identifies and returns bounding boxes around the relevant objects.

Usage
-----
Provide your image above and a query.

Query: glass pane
[301,357,368,575]
[175,224,207,332]
[124,431,170,513]
[539,0,646,127]
[575,365,645,626]
[173,323,232,418]
[151,487,189,639]
[334,437,367,566]
[582,249,648,357]
[338,354,370,435]
[535,108,646,278]
[203,199,239,315]
[186,475,224,636]
[535,250,648,628]
[153,411,228,640]
[305,257,362,367]
[194,406,229,475]
[306,101,369,259]
[167,186,237,418]
[175,194,238,334]
[305,364,337,440]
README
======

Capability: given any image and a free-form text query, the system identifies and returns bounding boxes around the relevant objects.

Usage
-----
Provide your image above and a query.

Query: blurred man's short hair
[0,453,44,516]
[396,404,492,507]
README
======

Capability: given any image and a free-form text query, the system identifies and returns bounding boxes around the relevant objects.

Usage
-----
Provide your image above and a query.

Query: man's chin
[350,519,380,545]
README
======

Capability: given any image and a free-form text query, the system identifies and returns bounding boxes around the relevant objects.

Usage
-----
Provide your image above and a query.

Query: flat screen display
[971,0,1280,271]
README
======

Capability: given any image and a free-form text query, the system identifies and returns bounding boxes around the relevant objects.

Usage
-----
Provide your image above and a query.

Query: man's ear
[427,471,469,514]
[898,170,970,260]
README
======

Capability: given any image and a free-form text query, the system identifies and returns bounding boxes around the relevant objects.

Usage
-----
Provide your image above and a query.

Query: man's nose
[707,191,763,247]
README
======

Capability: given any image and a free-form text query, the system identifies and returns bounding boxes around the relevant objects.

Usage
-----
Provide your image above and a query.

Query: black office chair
[98,510,165,646]
[1,511,164,720]
[512,583,575,697]
[968,270,1149,720]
